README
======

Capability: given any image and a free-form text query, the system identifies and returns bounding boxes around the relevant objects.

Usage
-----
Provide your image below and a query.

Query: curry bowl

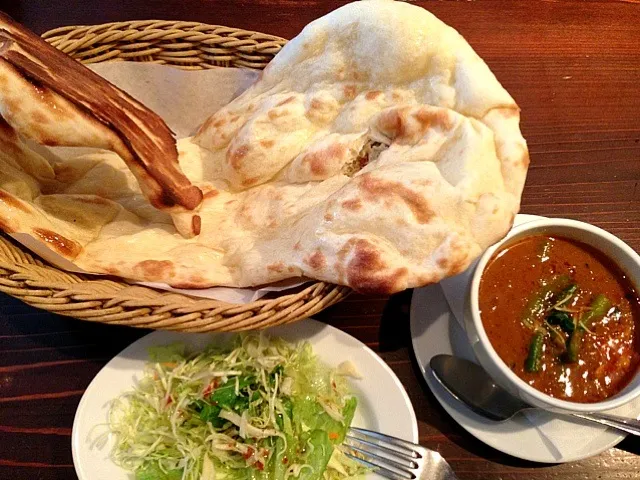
[464,218,640,414]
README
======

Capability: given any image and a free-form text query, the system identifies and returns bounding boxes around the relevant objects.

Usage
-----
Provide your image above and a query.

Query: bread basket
[0,20,350,332]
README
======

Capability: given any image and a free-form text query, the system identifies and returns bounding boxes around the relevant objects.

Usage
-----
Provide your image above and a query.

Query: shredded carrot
[243,446,255,460]
[328,432,339,440]
[202,381,215,397]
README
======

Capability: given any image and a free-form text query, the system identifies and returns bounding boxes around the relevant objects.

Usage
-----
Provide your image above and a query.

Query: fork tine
[348,427,420,457]
[344,442,418,471]
[344,436,419,467]
[343,451,414,480]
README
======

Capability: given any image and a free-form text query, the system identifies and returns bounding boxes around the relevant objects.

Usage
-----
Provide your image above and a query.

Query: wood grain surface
[1,1,639,479]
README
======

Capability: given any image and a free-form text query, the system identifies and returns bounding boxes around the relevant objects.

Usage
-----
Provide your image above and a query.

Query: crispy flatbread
[0,12,202,232]
[0,0,529,294]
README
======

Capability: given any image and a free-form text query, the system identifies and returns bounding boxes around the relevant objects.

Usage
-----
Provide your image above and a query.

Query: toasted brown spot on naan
[267,108,288,121]
[342,238,407,294]
[171,279,211,289]
[32,227,80,257]
[305,96,339,123]
[170,274,208,289]
[30,109,50,125]
[267,262,286,273]
[413,108,454,131]
[260,139,275,148]
[302,143,347,176]
[191,215,201,236]
[519,146,530,169]
[242,176,259,187]
[203,188,219,200]
[227,144,249,170]
[414,179,433,187]
[310,98,323,110]
[0,189,30,212]
[199,112,232,132]
[103,266,120,276]
[294,241,302,251]
[365,90,382,100]
[376,106,455,145]
[304,249,326,270]
[134,260,175,280]
[212,117,227,128]
[341,198,362,211]
[343,84,357,100]
[198,117,215,133]
[377,108,407,139]
[359,174,433,224]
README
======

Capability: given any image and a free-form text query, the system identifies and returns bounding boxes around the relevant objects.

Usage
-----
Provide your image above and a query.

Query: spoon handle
[571,412,640,436]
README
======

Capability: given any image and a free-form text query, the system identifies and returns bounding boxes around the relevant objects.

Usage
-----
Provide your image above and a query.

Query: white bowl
[464,218,640,413]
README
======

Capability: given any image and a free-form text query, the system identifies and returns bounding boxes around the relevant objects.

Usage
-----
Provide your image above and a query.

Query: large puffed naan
[0,0,529,294]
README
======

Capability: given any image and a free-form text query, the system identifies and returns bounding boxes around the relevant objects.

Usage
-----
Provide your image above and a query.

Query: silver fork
[343,427,458,480]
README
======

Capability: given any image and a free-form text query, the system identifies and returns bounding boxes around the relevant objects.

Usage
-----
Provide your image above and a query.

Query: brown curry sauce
[479,235,640,403]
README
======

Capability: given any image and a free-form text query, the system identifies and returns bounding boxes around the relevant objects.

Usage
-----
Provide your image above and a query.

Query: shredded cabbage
[109,333,367,480]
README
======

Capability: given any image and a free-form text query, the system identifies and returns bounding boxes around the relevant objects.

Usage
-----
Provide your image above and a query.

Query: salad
[108,334,366,480]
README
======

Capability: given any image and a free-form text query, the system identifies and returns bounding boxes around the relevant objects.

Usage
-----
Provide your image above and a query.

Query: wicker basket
[0,20,350,332]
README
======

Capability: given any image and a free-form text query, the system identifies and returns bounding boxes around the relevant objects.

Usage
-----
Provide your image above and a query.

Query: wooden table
[2,1,639,479]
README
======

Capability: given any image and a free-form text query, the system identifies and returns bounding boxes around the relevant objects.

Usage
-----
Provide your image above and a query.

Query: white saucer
[410,281,639,463]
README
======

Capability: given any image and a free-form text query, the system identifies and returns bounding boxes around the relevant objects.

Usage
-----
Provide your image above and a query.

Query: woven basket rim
[42,19,288,42]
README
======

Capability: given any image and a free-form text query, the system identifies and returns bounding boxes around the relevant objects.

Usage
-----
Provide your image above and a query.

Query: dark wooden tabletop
[2,1,640,479]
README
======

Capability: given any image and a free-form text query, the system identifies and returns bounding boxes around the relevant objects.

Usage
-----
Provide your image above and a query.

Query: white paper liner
[7,62,310,303]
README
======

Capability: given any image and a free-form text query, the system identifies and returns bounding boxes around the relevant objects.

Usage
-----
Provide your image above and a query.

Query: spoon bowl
[430,354,640,437]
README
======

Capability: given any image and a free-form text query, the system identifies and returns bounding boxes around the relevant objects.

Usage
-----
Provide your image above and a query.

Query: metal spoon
[429,354,640,436]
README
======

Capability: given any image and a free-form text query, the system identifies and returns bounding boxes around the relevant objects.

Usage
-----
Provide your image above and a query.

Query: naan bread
[0,0,529,294]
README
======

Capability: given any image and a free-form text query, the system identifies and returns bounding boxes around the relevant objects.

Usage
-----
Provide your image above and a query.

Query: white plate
[72,319,418,480]
[410,282,637,463]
